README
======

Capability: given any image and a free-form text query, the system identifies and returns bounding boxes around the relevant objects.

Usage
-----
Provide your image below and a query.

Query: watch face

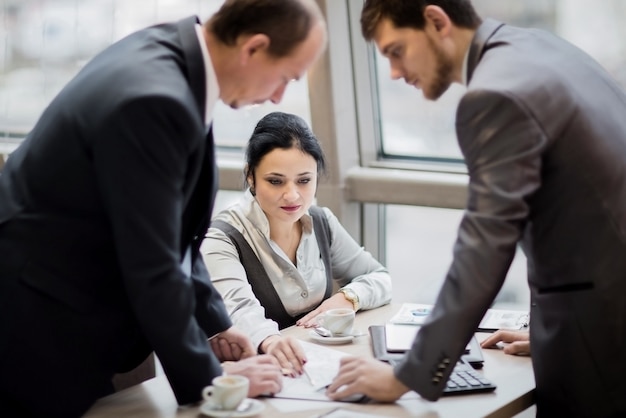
[341,289,359,310]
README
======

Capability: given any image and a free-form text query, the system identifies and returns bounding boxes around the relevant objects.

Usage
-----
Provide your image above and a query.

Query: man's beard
[424,34,454,100]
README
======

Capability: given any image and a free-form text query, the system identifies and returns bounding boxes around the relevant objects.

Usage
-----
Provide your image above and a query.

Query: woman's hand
[480,330,530,356]
[296,293,353,328]
[259,335,307,376]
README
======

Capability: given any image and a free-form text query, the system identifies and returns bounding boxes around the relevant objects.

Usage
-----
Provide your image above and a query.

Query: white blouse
[201,190,392,350]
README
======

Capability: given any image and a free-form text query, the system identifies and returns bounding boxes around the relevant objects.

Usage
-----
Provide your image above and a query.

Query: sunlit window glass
[385,205,528,309]
[0,0,311,148]
[376,0,626,161]
[212,79,311,148]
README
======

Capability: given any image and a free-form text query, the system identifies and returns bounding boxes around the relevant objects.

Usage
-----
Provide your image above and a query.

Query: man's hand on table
[222,355,283,397]
[326,356,409,402]
[209,327,284,397]
[210,326,256,361]
[480,330,530,356]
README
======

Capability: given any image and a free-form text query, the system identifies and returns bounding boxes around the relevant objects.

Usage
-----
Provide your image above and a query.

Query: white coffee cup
[202,375,249,410]
[318,308,355,336]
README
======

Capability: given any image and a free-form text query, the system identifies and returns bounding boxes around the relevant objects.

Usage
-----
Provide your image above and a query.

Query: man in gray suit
[0,1,326,416]
[327,1,626,416]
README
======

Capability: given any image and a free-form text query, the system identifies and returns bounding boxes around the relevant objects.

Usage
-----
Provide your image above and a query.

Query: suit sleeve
[93,96,230,404]
[395,90,546,400]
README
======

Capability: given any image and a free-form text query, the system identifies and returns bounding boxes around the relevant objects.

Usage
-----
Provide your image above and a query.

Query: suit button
[435,372,444,378]
[432,377,440,384]
[442,358,450,365]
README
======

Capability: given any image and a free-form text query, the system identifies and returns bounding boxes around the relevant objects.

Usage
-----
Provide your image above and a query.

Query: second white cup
[318,308,355,336]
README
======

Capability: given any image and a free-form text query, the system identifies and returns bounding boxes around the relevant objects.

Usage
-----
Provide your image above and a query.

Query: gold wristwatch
[339,288,360,311]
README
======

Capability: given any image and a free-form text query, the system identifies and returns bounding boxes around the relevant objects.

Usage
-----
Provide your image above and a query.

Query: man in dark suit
[0,1,326,416]
[327,1,626,416]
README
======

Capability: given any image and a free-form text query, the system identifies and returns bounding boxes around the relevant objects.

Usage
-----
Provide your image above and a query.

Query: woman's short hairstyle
[244,111,327,189]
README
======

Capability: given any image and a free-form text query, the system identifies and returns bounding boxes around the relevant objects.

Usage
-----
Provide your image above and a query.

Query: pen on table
[281,364,316,386]
[313,406,340,418]
[302,366,316,386]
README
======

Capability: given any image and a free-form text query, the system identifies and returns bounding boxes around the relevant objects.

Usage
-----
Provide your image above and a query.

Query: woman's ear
[245,166,256,196]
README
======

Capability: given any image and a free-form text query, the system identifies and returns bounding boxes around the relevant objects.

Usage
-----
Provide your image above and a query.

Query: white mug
[318,308,355,336]
[202,375,249,410]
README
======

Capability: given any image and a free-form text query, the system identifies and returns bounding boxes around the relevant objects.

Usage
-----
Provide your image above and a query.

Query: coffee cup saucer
[308,330,355,345]
[200,398,264,417]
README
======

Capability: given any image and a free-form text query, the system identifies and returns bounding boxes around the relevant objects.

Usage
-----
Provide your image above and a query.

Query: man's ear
[239,34,271,64]
[423,5,452,37]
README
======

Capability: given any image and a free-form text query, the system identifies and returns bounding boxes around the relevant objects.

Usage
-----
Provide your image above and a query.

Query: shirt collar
[194,23,219,124]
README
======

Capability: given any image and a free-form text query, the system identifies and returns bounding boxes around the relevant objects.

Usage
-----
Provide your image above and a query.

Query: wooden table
[85,304,535,417]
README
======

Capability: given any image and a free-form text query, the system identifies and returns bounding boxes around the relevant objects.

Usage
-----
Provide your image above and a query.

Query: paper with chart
[477,308,529,331]
[388,303,433,325]
[389,303,529,331]
[272,339,348,401]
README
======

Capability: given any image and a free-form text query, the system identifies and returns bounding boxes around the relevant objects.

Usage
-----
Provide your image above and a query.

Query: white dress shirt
[181,23,220,277]
[194,23,220,125]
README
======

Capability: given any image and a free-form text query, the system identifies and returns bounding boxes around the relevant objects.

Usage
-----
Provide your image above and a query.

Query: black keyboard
[387,357,496,396]
[369,325,496,396]
[442,358,496,395]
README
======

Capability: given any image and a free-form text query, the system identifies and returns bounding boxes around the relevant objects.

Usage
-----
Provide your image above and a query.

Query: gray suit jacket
[396,19,626,417]
[0,16,231,417]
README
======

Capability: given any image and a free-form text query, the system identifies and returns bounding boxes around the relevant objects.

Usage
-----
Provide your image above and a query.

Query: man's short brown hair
[361,0,481,41]
[207,0,324,58]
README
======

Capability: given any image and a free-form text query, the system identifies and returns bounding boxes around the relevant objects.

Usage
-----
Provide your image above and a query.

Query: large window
[375,0,626,161]
[385,205,528,309]
[0,0,311,147]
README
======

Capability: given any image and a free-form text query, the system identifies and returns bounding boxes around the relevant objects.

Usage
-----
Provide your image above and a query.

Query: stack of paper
[274,340,348,401]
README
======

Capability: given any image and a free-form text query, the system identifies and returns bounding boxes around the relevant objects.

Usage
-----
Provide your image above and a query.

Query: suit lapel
[181,126,217,257]
[466,19,505,83]
[202,126,218,223]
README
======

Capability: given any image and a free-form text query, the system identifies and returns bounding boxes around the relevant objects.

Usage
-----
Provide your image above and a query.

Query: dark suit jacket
[0,16,231,417]
[396,20,626,417]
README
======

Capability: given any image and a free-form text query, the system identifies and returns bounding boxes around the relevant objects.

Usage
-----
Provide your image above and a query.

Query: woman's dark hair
[361,0,482,41]
[244,112,327,190]
[207,0,323,58]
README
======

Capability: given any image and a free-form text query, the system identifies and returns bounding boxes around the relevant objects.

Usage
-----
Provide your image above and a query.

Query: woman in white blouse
[202,111,391,375]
